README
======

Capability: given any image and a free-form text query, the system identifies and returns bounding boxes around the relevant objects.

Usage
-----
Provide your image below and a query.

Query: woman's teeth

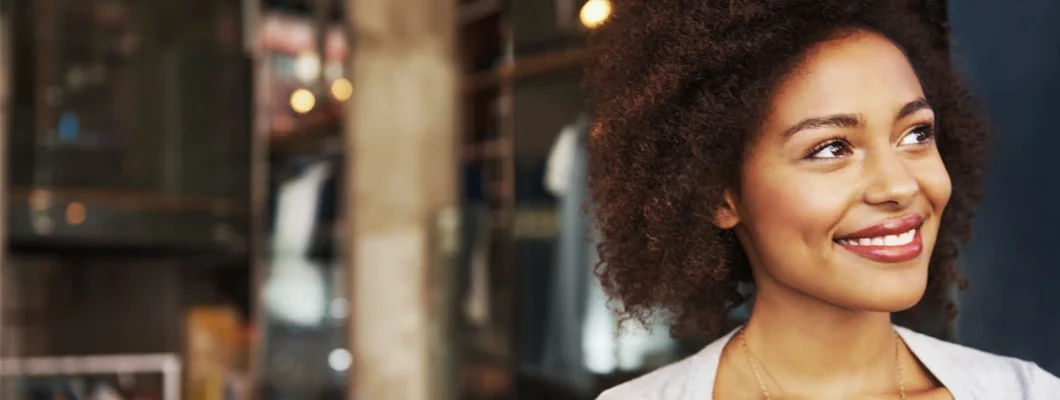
[837,229,916,247]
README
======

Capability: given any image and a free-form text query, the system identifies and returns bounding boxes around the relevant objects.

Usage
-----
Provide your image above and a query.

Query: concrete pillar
[344,0,459,399]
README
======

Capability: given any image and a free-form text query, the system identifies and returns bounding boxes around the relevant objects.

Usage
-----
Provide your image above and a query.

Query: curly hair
[584,0,990,339]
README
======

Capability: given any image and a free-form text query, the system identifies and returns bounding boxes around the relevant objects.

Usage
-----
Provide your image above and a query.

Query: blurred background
[0,0,1057,399]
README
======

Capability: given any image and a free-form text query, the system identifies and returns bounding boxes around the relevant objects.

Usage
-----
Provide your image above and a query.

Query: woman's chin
[844,267,930,313]
[839,289,927,314]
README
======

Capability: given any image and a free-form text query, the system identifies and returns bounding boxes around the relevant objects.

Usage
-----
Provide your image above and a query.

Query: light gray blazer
[598,326,1060,399]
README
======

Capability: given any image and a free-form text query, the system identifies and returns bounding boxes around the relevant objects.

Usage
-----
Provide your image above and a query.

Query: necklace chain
[738,329,907,400]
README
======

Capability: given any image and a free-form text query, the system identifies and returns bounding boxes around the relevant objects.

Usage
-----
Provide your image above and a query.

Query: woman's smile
[835,214,925,263]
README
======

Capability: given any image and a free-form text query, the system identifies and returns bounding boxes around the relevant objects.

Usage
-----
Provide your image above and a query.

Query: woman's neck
[742,282,897,384]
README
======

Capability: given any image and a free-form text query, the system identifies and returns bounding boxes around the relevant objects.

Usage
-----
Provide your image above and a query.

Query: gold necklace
[738,329,908,400]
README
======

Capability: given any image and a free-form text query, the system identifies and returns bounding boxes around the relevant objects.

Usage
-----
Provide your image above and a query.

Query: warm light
[580,0,611,29]
[66,202,87,225]
[330,78,353,101]
[290,89,316,114]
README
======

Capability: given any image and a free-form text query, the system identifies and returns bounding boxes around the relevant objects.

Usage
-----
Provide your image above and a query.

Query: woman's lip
[837,214,924,240]
[837,229,923,263]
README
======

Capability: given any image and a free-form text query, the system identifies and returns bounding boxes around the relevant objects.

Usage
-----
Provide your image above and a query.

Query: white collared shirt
[598,326,1060,399]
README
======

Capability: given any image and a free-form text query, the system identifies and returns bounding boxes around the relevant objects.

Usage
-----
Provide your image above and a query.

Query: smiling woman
[584,1,1060,399]
[717,31,954,318]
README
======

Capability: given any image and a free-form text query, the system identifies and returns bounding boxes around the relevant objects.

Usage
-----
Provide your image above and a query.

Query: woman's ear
[712,189,741,229]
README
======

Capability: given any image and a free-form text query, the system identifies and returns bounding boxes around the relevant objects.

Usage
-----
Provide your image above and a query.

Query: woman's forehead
[765,31,925,127]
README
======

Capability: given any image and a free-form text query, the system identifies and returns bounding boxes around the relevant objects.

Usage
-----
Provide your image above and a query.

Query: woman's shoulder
[594,353,711,400]
[596,329,735,400]
[896,327,1060,398]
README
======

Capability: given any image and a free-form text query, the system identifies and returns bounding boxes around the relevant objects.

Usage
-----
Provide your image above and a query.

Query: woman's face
[720,30,952,313]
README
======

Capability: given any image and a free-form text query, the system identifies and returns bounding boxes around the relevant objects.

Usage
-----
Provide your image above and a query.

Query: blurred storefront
[0,0,693,398]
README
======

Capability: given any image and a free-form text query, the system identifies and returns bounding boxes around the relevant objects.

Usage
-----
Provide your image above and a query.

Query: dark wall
[43,261,184,355]
[3,256,247,357]
[3,258,184,356]
[514,68,586,165]
[949,0,1060,373]
[510,0,588,165]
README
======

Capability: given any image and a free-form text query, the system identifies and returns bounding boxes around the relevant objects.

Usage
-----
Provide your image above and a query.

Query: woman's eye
[900,124,935,146]
[808,141,853,159]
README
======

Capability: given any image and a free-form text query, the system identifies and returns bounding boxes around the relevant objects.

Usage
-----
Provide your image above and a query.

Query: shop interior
[2,0,1060,399]
[0,0,682,398]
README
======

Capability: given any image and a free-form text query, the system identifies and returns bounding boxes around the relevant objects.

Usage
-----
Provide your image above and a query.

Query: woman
[586,1,1060,399]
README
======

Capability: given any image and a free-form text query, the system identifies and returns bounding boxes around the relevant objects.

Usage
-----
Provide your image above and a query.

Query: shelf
[8,187,240,214]
[6,187,247,257]
[267,46,593,157]
[463,46,595,92]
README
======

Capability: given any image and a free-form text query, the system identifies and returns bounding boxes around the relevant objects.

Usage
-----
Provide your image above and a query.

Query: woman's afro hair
[584,0,990,338]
